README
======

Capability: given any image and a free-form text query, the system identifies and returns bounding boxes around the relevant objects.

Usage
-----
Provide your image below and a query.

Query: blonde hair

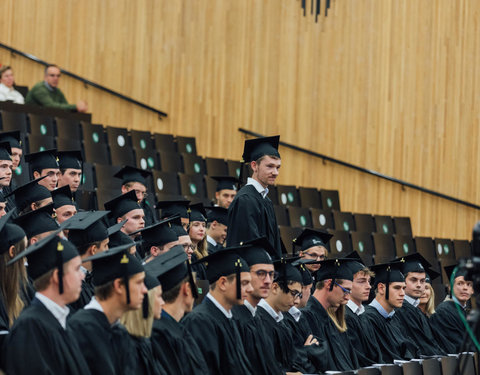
[120,287,157,338]
[327,304,347,333]
[423,283,436,317]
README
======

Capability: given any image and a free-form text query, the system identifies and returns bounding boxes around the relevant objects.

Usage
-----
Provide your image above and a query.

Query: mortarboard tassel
[142,294,149,319]
[237,159,245,191]
[235,258,242,300]
[187,260,199,299]
[329,259,340,291]
[120,253,131,304]
[57,240,64,294]
[385,266,391,301]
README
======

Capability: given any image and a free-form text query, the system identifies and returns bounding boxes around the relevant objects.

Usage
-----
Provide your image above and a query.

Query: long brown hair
[0,237,28,326]
[327,304,347,333]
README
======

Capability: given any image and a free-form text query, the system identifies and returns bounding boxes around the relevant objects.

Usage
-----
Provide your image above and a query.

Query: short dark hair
[95,279,125,301]
[209,274,235,291]
[162,276,190,303]
[45,64,60,74]
[77,241,102,256]
[33,270,55,291]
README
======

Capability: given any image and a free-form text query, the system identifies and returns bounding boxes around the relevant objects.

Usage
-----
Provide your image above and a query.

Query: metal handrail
[0,42,167,119]
[238,127,480,210]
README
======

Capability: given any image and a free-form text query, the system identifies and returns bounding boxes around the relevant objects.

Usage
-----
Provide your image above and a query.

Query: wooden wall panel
[0,0,478,240]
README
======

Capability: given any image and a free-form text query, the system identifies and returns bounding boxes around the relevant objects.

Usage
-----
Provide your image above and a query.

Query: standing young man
[227,136,282,258]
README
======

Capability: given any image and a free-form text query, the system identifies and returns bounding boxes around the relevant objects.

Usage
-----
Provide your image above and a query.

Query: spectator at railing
[0,66,24,104]
[25,64,88,113]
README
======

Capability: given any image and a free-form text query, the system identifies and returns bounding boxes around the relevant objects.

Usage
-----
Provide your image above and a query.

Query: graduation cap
[168,216,188,237]
[444,263,468,284]
[242,136,280,163]
[14,203,59,239]
[51,185,76,209]
[293,228,332,252]
[144,245,198,299]
[0,130,22,149]
[84,242,144,304]
[211,176,239,192]
[344,251,368,276]
[114,165,152,186]
[57,150,83,170]
[66,211,110,251]
[8,229,77,294]
[24,149,59,172]
[107,219,128,237]
[132,216,178,248]
[291,259,315,286]
[193,247,250,299]
[394,253,431,276]
[206,206,228,226]
[370,261,405,300]
[273,256,303,285]
[7,176,51,212]
[188,203,206,222]
[156,199,190,219]
[0,142,12,161]
[0,211,25,254]
[104,190,141,220]
[237,237,275,265]
[315,258,357,291]
[425,268,440,284]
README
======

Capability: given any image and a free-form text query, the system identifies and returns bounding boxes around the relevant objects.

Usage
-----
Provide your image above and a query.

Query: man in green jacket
[26,64,88,112]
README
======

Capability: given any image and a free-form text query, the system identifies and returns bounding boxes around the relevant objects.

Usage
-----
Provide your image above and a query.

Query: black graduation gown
[3,180,17,215]
[68,271,95,312]
[190,253,207,280]
[361,305,419,363]
[345,306,383,365]
[69,308,135,375]
[181,297,253,375]
[207,240,219,254]
[126,335,166,375]
[151,311,209,375]
[141,199,156,227]
[430,299,474,353]
[255,305,308,373]
[302,297,359,372]
[393,299,446,356]
[4,298,91,375]
[283,308,333,372]
[227,185,281,258]
[232,304,283,375]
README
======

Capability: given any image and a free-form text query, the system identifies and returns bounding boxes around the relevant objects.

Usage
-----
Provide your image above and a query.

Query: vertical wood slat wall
[0,0,478,240]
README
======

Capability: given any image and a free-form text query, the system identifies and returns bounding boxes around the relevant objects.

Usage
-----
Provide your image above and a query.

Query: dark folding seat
[273,205,289,226]
[135,148,159,170]
[75,189,96,211]
[83,141,110,165]
[11,160,30,186]
[153,133,176,153]
[393,234,416,257]
[204,176,217,202]
[278,226,303,255]
[28,114,55,136]
[414,237,440,272]
[276,185,300,207]
[178,173,206,199]
[0,111,28,133]
[333,211,356,232]
[152,170,181,197]
[106,126,131,148]
[393,216,413,236]
[453,239,472,260]
[110,144,136,166]
[328,230,353,257]
[267,185,279,205]
[95,188,119,210]
[81,122,107,144]
[374,215,394,235]
[401,361,422,375]
[27,135,55,153]
[80,162,96,191]
[372,233,395,264]
[433,238,455,261]
[226,160,244,179]
[319,189,340,210]
[182,154,205,175]
[298,187,321,209]
[56,137,82,151]
[421,357,442,375]
[94,164,122,191]
[310,208,334,230]
[106,126,135,166]
[130,129,153,152]
[287,206,312,228]
[350,232,374,266]
[353,213,376,234]
[158,151,183,173]
[55,117,82,139]
[176,136,197,155]
[204,157,228,176]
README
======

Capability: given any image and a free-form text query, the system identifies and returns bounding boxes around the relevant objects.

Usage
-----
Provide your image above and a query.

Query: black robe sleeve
[68,272,95,313]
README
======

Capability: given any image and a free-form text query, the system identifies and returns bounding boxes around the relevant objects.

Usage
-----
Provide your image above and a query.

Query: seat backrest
[310,208,334,230]
[176,136,197,154]
[182,154,205,175]
[27,135,55,153]
[273,205,289,226]
[55,117,82,139]
[276,185,300,207]
[319,189,340,210]
[56,136,82,151]
[81,122,106,144]
[372,233,395,264]
[350,231,374,266]
[135,147,159,170]
[158,151,183,173]
[153,133,176,153]
[287,206,312,228]
[130,129,153,151]
[414,236,437,265]
[333,211,356,232]
[393,234,416,257]
[204,157,228,176]
[374,215,394,235]
[453,239,472,260]
[106,126,132,148]
[152,170,181,196]
[433,238,455,260]
[28,114,56,136]
[278,226,303,254]
[1,111,28,133]
[298,187,321,209]
[83,141,110,164]
[353,213,376,234]
[94,164,122,190]
[328,230,353,257]
[178,173,206,198]
[393,216,412,236]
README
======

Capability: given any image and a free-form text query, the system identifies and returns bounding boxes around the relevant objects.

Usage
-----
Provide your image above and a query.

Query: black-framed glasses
[334,282,352,295]
[287,287,303,299]
[254,270,278,280]
[303,252,327,261]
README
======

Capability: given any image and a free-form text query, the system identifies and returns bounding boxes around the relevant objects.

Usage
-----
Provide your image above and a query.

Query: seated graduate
[231,238,284,375]
[170,216,195,260]
[8,176,52,216]
[361,261,419,363]
[205,206,228,254]
[104,190,145,238]
[430,264,475,353]
[181,247,254,375]
[24,149,60,191]
[113,166,156,226]
[255,256,318,374]
[4,231,90,374]
[156,199,190,231]
[64,211,110,312]
[69,243,148,375]
[146,246,209,375]
[51,185,77,225]
[418,269,439,317]
[56,150,83,194]
[210,175,239,209]
[0,131,23,212]
[392,253,446,356]
[120,273,166,375]
[302,258,360,372]
[188,203,209,279]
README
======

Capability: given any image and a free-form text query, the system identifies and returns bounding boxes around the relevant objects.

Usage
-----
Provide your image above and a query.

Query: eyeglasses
[254,270,278,280]
[287,287,303,299]
[181,243,195,251]
[135,190,148,198]
[303,253,326,261]
[334,282,352,295]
